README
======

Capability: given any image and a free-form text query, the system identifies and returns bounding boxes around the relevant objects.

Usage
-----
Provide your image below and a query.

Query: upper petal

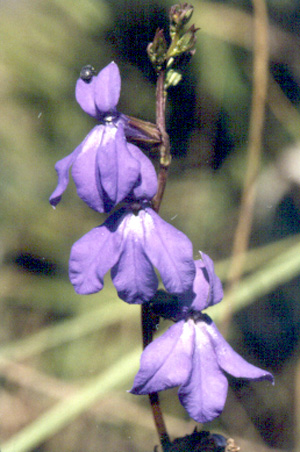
[143,208,196,295]
[130,320,194,394]
[49,141,84,207]
[201,252,223,307]
[75,77,98,117]
[189,260,210,312]
[204,316,274,382]
[111,214,159,304]
[71,125,106,212]
[75,62,121,116]
[94,62,121,112]
[69,210,124,294]
[191,253,223,311]
[178,318,228,423]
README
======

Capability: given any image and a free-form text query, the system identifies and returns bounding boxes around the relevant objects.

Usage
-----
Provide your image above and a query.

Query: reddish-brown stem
[149,393,170,449]
[156,70,168,138]
[152,165,169,213]
[141,69,171,448]
[152,70,171,213]
[141,301,170,448]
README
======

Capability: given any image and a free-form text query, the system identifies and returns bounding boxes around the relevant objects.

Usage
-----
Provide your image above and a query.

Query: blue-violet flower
[69,205,196,304]
[49,62,157,213]
[130,253,274,422]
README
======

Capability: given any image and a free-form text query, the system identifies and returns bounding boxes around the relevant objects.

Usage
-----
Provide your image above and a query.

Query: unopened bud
[169,3,194,38]
[168,24,198,57]
[165,69,182,89]
[147,28,167,70]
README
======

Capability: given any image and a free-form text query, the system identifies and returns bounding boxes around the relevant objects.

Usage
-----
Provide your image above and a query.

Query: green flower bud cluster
[147,3,198,87]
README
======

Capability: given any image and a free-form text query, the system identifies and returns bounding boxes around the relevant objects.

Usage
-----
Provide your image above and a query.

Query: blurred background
[1,0,300,450]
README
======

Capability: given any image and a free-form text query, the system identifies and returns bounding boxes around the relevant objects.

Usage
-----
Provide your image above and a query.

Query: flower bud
[169,3,194,39]
[165,69,182,89]
[147,28,167,70]
[168,24,198,58]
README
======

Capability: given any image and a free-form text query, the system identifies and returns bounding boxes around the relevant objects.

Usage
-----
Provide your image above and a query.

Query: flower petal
[191,253,223,311]
[49,143,83,207]
[130,320,193,394]
[204,316,274,382]
[75,77,98,117]
[178,319,228,423]
[143,209,195,294]
[201,252,223,307]
[128,143,158,201]
[189,260,210,312]
[94,62,121,112]
[98,124,141,209]
[111,214,158,304]
[71,126,106,212]
[75,62,121,117]
[69,210,124,294]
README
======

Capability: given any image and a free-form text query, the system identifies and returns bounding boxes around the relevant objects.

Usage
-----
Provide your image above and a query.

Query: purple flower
[130,254,274,423]
[69,206,196,304]
[49,62,157,213]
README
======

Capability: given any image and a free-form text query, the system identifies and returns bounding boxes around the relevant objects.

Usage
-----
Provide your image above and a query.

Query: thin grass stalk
[0,348,140,452]
[0,302,137,362]
[222,0,269,335]
[211,238,300,324]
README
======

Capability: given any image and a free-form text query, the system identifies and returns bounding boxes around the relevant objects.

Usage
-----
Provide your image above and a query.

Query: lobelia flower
[49,62,157,213]
[130,253,274,423]
[69,205,196,304]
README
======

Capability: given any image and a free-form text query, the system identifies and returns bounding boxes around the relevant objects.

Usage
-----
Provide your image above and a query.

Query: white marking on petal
[181,320,194,343]
[100,124,117,147]
[122,214,144,239]
[80,126,105,155]
[121,210,156,243]
[194,319,210,349]
[138,210,155,238]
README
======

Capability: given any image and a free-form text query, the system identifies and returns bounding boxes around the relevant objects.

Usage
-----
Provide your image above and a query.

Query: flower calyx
[125,115,161,146]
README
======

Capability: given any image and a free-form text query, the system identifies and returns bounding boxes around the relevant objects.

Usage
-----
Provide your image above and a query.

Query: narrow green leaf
[0,302,139,362]
[210,239,300,323]
[1,348,140,452]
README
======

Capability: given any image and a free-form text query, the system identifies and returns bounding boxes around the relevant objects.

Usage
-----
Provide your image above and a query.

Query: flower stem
[141,304,170,448]
[152,69,171,213]
[142,68,171,448]
[149,393,171,449]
